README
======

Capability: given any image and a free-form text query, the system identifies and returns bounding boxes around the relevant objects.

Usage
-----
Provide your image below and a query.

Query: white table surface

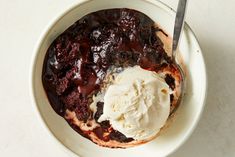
[0,0,235,156]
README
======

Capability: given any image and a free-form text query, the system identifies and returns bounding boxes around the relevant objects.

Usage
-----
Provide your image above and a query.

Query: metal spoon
[171,0,187,114]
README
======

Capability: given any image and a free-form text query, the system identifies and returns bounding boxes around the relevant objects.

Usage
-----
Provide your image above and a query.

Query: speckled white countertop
[0,0,235,156]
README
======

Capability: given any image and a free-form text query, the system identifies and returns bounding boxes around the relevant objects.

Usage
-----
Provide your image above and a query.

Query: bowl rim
[29,0,208,156]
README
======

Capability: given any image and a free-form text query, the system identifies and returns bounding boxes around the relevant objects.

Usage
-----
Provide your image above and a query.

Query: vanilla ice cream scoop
[98,66,170,140]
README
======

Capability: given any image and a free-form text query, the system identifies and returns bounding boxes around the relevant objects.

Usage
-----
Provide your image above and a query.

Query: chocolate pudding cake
[42,8,182,148]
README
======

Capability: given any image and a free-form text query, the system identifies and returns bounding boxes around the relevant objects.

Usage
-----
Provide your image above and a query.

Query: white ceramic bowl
[30,0,207,156]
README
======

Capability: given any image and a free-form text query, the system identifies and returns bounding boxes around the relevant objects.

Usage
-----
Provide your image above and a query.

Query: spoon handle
[172,0,188,59]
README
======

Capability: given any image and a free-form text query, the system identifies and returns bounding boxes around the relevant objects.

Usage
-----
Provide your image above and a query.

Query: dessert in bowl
[30,0,207,156]
[42,8,182,148]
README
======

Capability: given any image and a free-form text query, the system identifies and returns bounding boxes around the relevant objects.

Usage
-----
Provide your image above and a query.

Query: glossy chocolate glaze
[42,8,176,144]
